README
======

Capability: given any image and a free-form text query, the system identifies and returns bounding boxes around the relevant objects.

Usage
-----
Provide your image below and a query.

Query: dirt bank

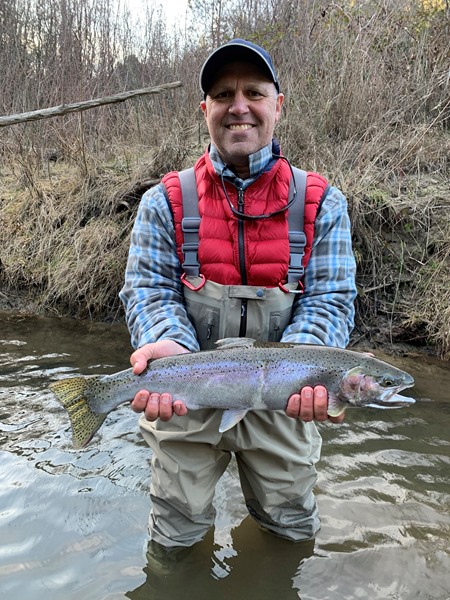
[1,157,449,360]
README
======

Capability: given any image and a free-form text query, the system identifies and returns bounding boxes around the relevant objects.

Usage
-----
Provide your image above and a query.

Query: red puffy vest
[162,150,328,287]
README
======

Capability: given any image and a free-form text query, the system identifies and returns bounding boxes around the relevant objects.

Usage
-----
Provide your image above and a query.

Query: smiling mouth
[228,124,253,131]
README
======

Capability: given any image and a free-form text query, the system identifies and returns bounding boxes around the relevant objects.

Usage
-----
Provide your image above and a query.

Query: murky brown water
[1,314,449,599]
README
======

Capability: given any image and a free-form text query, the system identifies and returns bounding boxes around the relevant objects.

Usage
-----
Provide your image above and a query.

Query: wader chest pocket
[183,278,298,350]
[185,300,221,350]
[268,308,294,342]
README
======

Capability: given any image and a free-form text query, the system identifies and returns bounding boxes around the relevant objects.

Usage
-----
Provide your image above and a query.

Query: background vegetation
[1,0,449,357]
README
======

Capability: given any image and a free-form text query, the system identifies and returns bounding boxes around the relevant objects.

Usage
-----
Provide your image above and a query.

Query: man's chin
[217,141,265,166]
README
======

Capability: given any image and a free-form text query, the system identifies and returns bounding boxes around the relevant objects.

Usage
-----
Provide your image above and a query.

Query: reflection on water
[1,313,449,599]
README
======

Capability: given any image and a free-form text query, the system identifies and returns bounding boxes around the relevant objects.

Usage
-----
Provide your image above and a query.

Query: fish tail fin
[49,377,107,448]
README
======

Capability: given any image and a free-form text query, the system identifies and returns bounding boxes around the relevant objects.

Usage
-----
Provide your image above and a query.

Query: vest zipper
[237,187,248,336]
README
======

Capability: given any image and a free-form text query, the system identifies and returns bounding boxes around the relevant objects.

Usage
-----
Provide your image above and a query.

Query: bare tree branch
[0,82,182,128]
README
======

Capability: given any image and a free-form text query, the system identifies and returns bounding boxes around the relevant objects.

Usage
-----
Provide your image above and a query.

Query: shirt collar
[209,143,274,186]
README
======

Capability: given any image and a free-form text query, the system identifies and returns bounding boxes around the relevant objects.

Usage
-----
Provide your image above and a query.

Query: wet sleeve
[119,184,200,352]
[281,187,357,348]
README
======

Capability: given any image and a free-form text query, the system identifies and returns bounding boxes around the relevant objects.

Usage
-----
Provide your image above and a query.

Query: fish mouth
[367,386,416,409]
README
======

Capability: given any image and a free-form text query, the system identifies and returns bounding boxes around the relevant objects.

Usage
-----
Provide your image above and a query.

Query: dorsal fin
[215,337,256,350]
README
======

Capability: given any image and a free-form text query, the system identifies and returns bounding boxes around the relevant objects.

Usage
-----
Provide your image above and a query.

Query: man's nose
[228,91,249,114]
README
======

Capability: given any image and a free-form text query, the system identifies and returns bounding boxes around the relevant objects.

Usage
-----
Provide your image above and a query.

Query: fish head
[337,364,415,409]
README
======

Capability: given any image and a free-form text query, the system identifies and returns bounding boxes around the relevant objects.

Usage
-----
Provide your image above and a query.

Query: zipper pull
[237,188,244,213]
[241,302,247,318]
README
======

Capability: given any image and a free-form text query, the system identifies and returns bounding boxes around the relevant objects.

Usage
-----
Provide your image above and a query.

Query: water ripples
[1,315,449,599]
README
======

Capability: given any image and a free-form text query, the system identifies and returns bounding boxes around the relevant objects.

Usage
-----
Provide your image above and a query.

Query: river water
[0,314,449,599]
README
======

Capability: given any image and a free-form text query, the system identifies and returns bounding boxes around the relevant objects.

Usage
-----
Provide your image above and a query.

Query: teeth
[229,124,252,130]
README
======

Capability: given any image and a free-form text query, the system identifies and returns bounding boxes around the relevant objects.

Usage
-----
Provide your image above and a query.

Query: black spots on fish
[254,341,298,349]
[72,407,107,448]
[326,364,344,378]
[153,358,251,389]
[49,377,109,447]
[86,380,116,404]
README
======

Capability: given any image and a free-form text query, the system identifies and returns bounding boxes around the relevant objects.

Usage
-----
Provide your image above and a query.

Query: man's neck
[209,143,274,183]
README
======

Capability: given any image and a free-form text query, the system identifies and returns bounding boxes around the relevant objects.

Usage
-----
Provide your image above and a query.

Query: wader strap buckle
[181,217,201,276]
[278,281,304,294]
[287,230,307,282]
[181,272,206,291]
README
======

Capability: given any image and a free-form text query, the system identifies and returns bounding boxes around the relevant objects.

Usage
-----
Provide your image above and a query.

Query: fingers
[129,342,191,420]
[286,385,344,423]
[309,385,328,421]
[130,340,190,375]
[132,389,151,412]
[147,392,173,422]
[131,391,188,422]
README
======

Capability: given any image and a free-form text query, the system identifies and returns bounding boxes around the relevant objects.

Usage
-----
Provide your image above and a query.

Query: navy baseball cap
[200,39,280,97]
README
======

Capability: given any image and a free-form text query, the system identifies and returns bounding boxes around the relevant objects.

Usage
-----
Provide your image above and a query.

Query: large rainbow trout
[49,337,415,448]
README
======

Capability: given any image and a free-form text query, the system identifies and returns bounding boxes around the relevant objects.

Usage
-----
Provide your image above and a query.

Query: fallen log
[0,82,182,127]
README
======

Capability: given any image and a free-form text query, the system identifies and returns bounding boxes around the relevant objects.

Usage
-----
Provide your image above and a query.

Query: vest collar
[208,139,282,185]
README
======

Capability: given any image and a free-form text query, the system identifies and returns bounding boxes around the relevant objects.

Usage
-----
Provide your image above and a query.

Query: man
[120,39,357,549]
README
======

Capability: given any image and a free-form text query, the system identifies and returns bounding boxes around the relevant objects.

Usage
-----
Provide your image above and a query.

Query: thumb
[130,340,189,375]
[131,358,146,375]
[130,348,154,375]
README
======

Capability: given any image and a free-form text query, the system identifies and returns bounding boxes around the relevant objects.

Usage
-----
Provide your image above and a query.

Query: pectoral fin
[327,393,347,417]
[219,408,249,432]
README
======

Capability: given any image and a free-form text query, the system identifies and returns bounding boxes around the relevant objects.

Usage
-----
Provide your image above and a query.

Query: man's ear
[275,93,284,123]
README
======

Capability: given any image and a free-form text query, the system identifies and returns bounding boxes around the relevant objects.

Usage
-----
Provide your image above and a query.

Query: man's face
[200,61,284,175]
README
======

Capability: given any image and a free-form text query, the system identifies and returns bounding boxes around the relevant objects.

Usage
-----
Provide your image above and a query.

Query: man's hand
[130,340,189,422]
[285,385,345,424]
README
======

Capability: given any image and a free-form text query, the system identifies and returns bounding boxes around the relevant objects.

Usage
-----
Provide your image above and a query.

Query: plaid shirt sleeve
[281,186,357,348]
[119,184,200,352]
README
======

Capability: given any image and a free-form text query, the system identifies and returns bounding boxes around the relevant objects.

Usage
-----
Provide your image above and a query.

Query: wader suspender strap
[287,168,307,283]
[179,168,201,277]
[179,166,308,282]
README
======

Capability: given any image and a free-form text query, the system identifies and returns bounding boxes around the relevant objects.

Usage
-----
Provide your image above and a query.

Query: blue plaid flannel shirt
[120,143,357,352]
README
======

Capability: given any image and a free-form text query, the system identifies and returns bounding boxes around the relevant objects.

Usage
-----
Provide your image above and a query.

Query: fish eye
[382,377,396,387]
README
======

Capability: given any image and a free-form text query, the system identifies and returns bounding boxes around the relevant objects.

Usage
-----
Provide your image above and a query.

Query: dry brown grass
[0,119,203,319]
[1,161,131,319]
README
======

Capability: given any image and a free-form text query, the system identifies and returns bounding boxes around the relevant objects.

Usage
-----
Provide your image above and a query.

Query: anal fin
[219,408,249,432]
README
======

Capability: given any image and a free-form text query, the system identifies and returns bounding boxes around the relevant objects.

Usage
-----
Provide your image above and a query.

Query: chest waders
[143,167,326,548]
[177,167,309,350]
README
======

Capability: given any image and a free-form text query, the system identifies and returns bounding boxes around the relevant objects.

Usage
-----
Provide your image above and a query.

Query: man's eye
[214,91,231,99]
[248,90,263,98]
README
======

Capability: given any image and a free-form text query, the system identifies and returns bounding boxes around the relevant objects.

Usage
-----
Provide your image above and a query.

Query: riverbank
[2,134,449,360]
